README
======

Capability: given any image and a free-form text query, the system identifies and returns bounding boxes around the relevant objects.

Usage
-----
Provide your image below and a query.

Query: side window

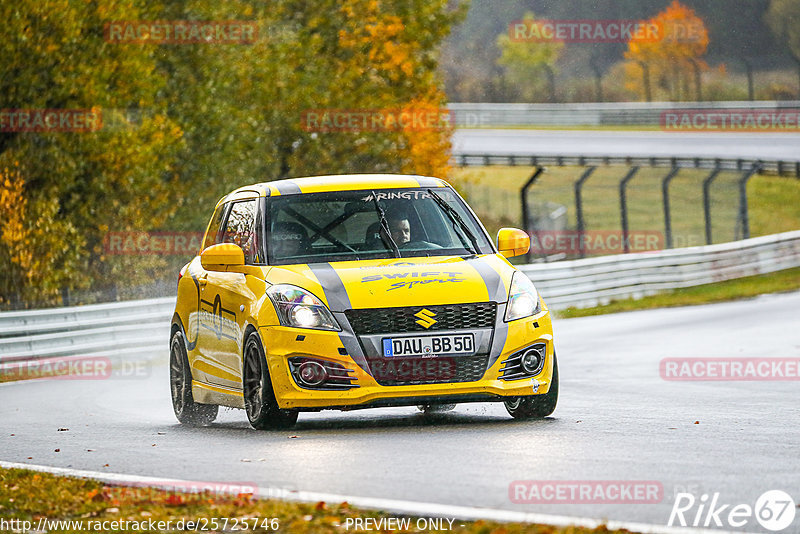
[222,200,257,264]
[202,203,228,251]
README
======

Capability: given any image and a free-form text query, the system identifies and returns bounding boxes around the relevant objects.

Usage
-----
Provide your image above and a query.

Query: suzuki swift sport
[170,174,558,429]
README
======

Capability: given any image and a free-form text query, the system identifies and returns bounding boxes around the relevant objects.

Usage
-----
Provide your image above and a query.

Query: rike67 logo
[669,490,796,531]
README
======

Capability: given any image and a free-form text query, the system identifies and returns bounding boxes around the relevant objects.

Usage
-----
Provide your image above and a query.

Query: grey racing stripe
[332,312,370,374]
[307,262,352,312]
[415,176,442,188]
[488,303,509,368]
[272,180,302,195]
[469,258,507,303]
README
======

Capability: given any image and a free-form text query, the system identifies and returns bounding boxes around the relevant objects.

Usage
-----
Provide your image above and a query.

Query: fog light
[520,348,543,374]
[297,361,327,386]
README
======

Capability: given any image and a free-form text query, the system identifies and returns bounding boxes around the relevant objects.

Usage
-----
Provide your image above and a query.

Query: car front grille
[345,302,496,335]
[367,354,489,386]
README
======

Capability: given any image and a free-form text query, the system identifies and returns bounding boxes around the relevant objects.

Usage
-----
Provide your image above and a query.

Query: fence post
[661,167,681,249]
[574,167,597,258]
[618,167,640,253]
[736,162,762,240]
[61,287,70,307]
[702,166,722,245]
[520,167,544,262]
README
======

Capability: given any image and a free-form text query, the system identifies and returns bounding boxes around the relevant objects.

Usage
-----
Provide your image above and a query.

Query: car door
[198,196,260,390]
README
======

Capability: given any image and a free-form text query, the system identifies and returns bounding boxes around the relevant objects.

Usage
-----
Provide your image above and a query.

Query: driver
[387,213,411,246]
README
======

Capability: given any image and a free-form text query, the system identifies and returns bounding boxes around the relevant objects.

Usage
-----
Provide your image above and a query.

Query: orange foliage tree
[624,1,710,101]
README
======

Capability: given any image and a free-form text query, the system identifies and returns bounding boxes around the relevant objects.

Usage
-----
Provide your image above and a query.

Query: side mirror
[200,243,244,271]
[497,228,530,258]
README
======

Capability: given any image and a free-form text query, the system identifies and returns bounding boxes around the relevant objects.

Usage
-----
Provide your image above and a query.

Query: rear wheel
[504,352,559,419]
[242,332,298,430]
[170,330,218,426]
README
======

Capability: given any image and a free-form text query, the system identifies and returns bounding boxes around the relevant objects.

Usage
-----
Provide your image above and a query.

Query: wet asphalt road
[2,291,799,532]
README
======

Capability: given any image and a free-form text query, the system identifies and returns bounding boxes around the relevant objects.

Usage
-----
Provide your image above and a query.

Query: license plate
[382,334,475,357]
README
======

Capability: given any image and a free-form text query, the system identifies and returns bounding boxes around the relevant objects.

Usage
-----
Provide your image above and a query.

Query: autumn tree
[765,0,800,90]
[496,13,563,103]
[624,1,710,101]
[1,0,462,306]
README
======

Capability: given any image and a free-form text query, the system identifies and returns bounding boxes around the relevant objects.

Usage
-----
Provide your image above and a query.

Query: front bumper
[261,310,555,410]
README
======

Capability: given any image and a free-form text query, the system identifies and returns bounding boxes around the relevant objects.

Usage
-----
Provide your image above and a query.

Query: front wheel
[504,352,559,419]
[170,330,218,426]
[242,332,298,430]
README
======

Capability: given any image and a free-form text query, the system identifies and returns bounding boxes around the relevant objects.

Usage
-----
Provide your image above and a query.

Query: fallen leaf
[57,428,69,432]
[288,435,299,439]
[694,421,700,424]
[157,432,166,435]
[87,449,95,452]
[54,449,60,452]
[241,459,251,462]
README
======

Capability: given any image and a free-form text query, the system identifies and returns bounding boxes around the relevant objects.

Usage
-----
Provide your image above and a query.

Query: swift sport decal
[360,271,466,283]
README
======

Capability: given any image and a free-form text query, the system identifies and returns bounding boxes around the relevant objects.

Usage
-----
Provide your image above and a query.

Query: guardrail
[1,230,798,364]
[0,297,173,364]
[520,230,800,309]
[448,101,800,127]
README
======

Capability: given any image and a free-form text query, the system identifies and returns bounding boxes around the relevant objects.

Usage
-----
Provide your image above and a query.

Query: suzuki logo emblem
[414,308,437,329]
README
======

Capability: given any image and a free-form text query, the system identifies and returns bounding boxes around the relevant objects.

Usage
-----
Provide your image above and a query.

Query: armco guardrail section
[0,297,174,364]
[520,230,800,310]
[448,101,800,127]
[1,230,799,363]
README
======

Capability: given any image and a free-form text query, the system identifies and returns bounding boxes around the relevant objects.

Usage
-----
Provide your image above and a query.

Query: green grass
[555,267,800,319]
[0,467,634,534]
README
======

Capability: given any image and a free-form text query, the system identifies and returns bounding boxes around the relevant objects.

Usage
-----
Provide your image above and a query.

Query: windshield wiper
[371,191,401,258]
[427,189,479,256]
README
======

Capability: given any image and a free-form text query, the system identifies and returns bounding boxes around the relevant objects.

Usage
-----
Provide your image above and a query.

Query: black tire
[417,403,456,413]
[242,332,298,430]
[170,330,218,426]
[504,352,559,419]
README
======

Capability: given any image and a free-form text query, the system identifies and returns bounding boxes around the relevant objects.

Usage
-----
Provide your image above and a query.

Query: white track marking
[0,461,749,534]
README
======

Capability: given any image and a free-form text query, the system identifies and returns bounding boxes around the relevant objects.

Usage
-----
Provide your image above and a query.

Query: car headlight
[266,285,341,331]
[504,271,542,322]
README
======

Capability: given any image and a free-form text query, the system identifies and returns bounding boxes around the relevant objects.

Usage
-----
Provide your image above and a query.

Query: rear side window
[222,200,257,264]
[202,203,228,251]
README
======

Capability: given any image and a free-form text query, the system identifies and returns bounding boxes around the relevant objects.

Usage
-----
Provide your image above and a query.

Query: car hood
[268,255,515,311]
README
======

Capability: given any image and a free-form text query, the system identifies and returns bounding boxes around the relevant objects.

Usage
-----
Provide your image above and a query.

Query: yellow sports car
[170,174,558,429]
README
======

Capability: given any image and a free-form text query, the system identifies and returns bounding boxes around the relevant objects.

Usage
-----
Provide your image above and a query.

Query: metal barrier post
[618,167,640,253]
[661,167,681,249]
[575,167,597,258]
[736,163,762,240]
[702,166,722,245]
[520,167,544,262]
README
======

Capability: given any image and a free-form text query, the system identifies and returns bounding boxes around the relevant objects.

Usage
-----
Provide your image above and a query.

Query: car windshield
[266,188,494,265]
